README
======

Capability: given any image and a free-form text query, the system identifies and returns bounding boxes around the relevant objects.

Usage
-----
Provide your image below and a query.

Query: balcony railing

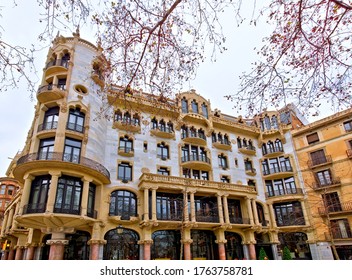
[265,188,303,198]
[262,146,284,156]
[263,165,293,176]
[181,154,211,164]
[17,152,110,179]
[23,203,97,218]
[23,203,46,214]
[312,178,341,190]
[181,131,207,141]
[46,59,69,69]
[318,202,352,215]
[38,121,58,132]
[229,217,250,224]
[307,155,332,168]
[196,214,219,223]
[66,122,85,133]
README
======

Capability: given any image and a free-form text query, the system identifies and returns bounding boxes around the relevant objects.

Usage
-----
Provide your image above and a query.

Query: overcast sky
[0,1,332,177]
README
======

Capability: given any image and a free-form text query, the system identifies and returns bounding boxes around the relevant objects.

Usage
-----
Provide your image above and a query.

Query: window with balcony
[322,192,342,212]
[266,177,298,197]
[67,108,85,133]
[157,167,170,176]
[315,169,333,187]
[109,190,137,219]
[181,97,188,113]
[151,117,158,129]
[244,159,254,172]
[330,219,352,239]
[57,78,67,90]
[191,100,199,113]
[343,120,352,132]
[154,192,183,221]
[54,176,82,215]
[274,201,305,226]
[307,132,319,145]
[26,175,51,213]
[118,162,133,182]
[271,115,279,129]
[119,135,133,153]
[218,154,228,169]
[63,138,82,163]
[42,106,59,131]
[157,142,169,160]
[310,149,328,166]
[114,110,122,121]
[201,103,208,118]
[38,138,55,160]
[228,199,243,224]
[182,168,209,180]
[195,196,219,223]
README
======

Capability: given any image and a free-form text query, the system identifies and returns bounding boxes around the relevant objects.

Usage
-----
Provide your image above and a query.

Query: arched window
[132,113,140,126]
[167,121,173,133]
[237,137,242,148]
[109,190,137,219]
[152,230,181,260]
[271,115,278,129]
[181,125,188,139]
[159,119,166,132]
[181,97,188,113]
[157,142,169,160]
[104,228,139,260]
[191,100,198,113]
[119,135,133,153]
[151,117,158,129]
[123,112,131,124]
[114,110,122,121]
[67,108,85,133]
[201,103,208,118]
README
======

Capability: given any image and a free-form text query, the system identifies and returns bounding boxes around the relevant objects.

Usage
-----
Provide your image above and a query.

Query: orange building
[292,108,352,260]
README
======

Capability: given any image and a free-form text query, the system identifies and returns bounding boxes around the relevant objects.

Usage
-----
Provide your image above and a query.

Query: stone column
[25,245,37,260]
[183,191,189,222]
[251,199,260,225]
[46,171,61,213]
[248,243,256,260]
[2,250,9,260]
[6,207,15,231]
[217,194,224,224]
[222,194,230,224]
[15,246,24,260]
[182,228,192,260]
[81,177,93,216]
[8,248,16,260]
[88,240,106,260]
[268,203,277,228]
[18,174,34,215]
[245,197,254,225]
[143,188,149,222]
[151,187,158,221]
[47,232,68,260]
[141,240,153,260]
[215,230,227,260]
[1,213,8,236]
[190,191,196,223]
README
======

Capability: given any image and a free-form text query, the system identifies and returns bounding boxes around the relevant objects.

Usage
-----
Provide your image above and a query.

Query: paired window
[212,132,230,145]
[157,167,170,176]
[119,136,133,153]
[182,168,209,180]
[265,177,297,197]
[41,106,59,131]
[154,193,183,221]
[157,142,169,160]
[274,201,305,226]
[54,176,82,214]
[262,156,292,175]
[181,144,208,163]
[218,154,228,169]
[38,138,55,160]
[228,199,243,224]
[67,108,85,133]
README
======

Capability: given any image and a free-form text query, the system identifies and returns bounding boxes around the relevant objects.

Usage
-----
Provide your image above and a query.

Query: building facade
[0,32,339,260]
[292,109,352,260]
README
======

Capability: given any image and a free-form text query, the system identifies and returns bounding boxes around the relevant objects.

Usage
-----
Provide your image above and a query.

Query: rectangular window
[118,162,132,182]
[307,132,319,144]
[274,201,305,226]
[310,149,327,166]
[157,167,170,176]
[343,120,352,132]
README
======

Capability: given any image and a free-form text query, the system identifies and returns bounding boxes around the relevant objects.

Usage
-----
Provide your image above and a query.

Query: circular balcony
[36,84,67,103]
[262,146,284,158]
[181,132,207,146]
[14,152,110,184]
[45,59,69,76]
[181,154,211,170]
[262,166,294,180]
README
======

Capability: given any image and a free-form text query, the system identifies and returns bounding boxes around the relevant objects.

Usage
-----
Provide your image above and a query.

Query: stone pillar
[8,248,16,260]
[2,250,9,260]
[218,242,226,260]
[143,188,149,222]
[25,245,37,260]
[222,194,230,224]
[215,229,227,260]
[268,203,277,228]
[19,175,34,215]
[182,228,192,260]
[142,240,153,260]
[190,191,196,223]
[46,172,61,213]
[151,187,158,221]
[245,197,254,225]
[1,213,8,236]
[47,232,68,260]
[81,177,92,216]
[248,243,256,260]
[88,240,105,260]
[6,207,15,231]
[183,191,189,222]
[251,199,260,225]
[15,246,24,260]
[217,194,224,224]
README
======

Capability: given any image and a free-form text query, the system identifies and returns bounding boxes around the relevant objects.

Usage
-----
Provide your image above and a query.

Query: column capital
[23,174,35,181]
[215,239,227,244]
[49,171,62,177]
[46,239,69,246]
[181,239,193,244]
[138,239,153,245]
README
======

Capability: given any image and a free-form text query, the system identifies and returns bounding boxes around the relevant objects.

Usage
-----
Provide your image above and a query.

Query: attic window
[306,132,319,145]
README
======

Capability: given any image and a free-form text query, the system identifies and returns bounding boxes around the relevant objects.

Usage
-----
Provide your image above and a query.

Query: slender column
[81,177,92,216]
[248,243,256,260]
[6,207,15,231]
[222,194,230,224]
[151,187,158,221]
[268,203,277,228]
[218,243,226,260]
[215,230,227,260]
[46,172,61,212]
[1,213,8,235]
[47,239,68,260]
[143,188,149,222]
[19,175,34,215]
[15,246,24,260]
[88,240,106,260]
[183,191,189,222]
[190,191,196,222]
[251,199,260,225]
[8,248,16,260]
[217,194,224,224]
[182,228,192,260]
[2,250,9,260]
[245,197,254,225]
[142,240,153,260]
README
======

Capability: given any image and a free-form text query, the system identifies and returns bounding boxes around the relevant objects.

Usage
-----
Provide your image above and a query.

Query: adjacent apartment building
[0,31,349,260]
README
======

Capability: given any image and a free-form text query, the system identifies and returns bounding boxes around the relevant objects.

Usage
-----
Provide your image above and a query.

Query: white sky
[0,1,333,177]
